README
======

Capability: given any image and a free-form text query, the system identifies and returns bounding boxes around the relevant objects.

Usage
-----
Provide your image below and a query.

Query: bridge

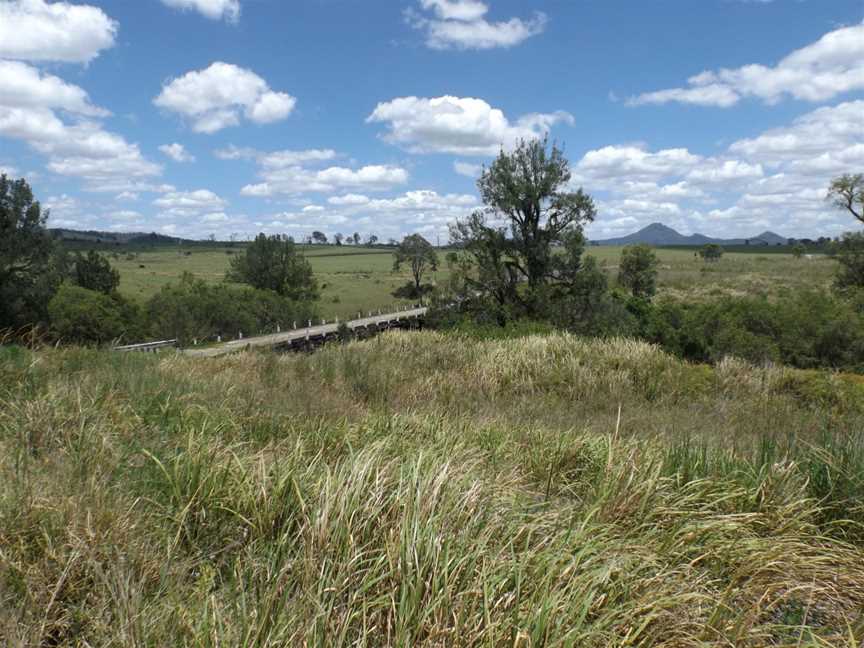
[180,306,428,357]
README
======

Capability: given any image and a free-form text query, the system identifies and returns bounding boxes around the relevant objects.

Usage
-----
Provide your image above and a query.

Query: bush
[146,274,316,344]
[618,244,659,299]
[71,250,120,294]
[48,284,141,344]
[640,291,864,372]
[834,231,864,291]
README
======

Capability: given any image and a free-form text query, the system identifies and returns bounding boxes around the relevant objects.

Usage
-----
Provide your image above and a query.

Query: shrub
[640,291,864,372]
[146,274,316,344]
[618,244,659,299]
[834,231,864,291]
[48,284,140,344]
[71,250,120,295]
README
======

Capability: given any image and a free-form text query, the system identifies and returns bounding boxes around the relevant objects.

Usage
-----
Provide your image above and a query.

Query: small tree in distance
[699,244,724,263]
[311,231,328,245]
[393,234,438,295]
[227,233,318,301]
[791,243,806,259]
[618,244,659,299]
[334,233,344,246]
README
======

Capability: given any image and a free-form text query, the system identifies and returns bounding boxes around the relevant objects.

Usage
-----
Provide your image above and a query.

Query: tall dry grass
[1,332,862,646]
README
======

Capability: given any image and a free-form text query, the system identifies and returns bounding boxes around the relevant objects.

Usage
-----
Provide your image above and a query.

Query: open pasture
[100,241,837,319]
[106,244,441,320]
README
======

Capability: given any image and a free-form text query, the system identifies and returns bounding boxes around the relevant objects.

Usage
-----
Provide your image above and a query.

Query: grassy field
[107,245,435,321]
[96,242,837,321]
[2,332,863,645]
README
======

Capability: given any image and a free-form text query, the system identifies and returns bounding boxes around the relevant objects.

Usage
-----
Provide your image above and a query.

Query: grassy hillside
[2,333,863,645]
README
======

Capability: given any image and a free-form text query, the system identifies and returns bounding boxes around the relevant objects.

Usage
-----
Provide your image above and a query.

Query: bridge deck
[183,307,427,357]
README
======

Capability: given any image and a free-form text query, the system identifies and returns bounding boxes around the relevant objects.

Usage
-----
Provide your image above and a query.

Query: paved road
[183,307,427,357]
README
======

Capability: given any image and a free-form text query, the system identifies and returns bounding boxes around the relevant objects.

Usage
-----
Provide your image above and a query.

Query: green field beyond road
[103,242,836,320]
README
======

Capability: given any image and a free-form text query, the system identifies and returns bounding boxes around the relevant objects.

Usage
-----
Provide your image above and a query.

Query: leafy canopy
[0,175,62,328]
[72,250,120,295]
[227,233,318,301]
[827,173,864,225]
[619,244,659,299]
[393,234,438,292]
[450,138,597,315]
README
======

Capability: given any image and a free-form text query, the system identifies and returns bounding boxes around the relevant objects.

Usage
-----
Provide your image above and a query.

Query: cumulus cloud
[154,62,296,133]
[0,60,108,116]
[409,0,546,50]
[160,0,240,22]
[728,100,864,165]
[580,100,864,239]
[367,95,573,156]
[153,189,227,216]
[629,23,864,107]
[0,59,163,192]
[0,106,161,187]
[159,143,195,163]
[241,165,409,196]
[0,0,117,63]
[575,145,703,181]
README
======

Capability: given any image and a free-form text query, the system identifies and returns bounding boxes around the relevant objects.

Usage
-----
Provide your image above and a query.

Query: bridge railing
[113,339,177,353]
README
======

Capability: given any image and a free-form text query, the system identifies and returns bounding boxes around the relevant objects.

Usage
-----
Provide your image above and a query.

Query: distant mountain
[590,223,789,247]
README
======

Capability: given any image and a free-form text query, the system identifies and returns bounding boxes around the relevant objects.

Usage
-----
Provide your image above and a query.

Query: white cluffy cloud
[0,0,117,63]
[368,95,573,156]
[154,62,296,133]
[0,60,107,117]
[153,189,227,216]
[160,0,240,22]
[159,143,195,163]
[410,0,546,50]
[0,61,160,190]
[630,23,864,107]
[577,99,864,239]
[241,165,408,196]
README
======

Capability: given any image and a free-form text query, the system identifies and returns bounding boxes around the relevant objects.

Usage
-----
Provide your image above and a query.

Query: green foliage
[2,334,864,645]
[698,243,724,263]
[392,234,438,291]
[227,233,318,301]
[452,137,596,314]
[0,175,62,329]
[72,249,120,294]
[827,172,864,225]
[618,243,659,299]
[791,243,806,259]
[639,291,864,372]
[48,284,141,344]
[146,273,316,344]
[834,231,864,291]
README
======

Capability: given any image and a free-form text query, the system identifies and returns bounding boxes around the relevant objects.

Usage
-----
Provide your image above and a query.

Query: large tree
[226,233,318,301]
[0,175,62,328]
[393,234,438,293]
[827,173,864,225]
[450,137,596,312]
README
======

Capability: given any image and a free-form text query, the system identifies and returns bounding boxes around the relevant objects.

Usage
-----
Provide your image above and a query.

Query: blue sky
[1,0,862,242]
